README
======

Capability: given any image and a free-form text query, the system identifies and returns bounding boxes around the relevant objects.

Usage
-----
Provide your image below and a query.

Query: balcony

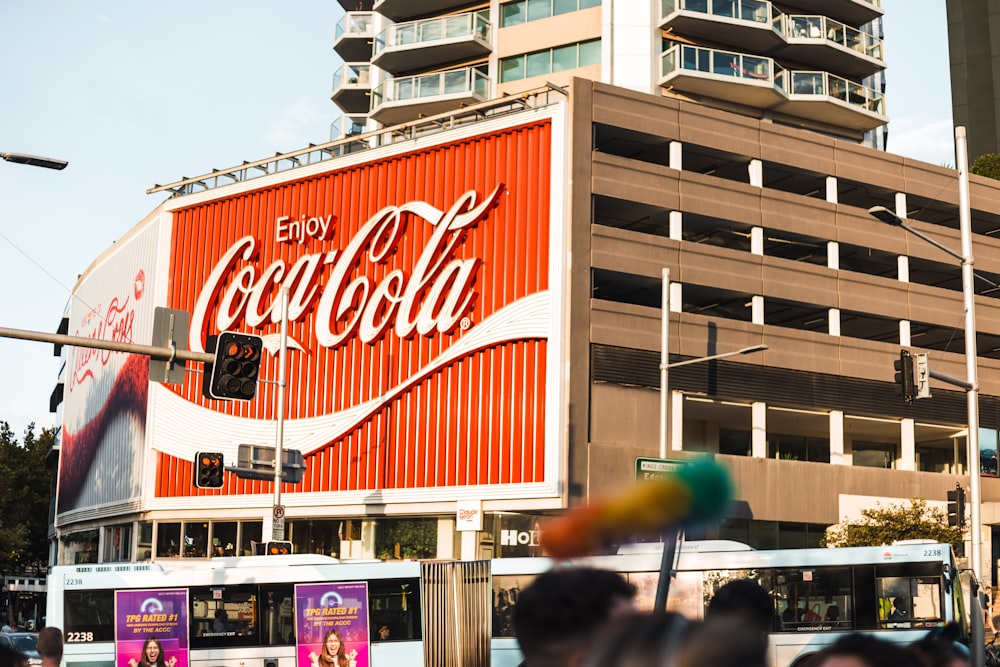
[777,15,883,78]
[335,0,373,10]
[778,70,885,131]
[373,11,491,74]
[371,66,490,126]
[331,64,373,114]
[660,44,787,108]
[660,0,783,53]
[374,0,474,22]
[334,11,376,62]
[778,0,882,26]
[659,44,885,132]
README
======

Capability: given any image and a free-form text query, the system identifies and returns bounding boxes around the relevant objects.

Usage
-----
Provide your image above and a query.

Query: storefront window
[157,523,181,558]
[375,518,436,560]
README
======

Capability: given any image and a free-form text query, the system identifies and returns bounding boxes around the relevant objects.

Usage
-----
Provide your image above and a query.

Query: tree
[0,421,55,576]
[822,498,963,548]
[971,153,1000,180]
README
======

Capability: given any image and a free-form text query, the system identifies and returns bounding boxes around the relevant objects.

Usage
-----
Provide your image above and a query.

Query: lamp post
[0,152,68,170]
[655,267,767,609]
[867,125,984,659]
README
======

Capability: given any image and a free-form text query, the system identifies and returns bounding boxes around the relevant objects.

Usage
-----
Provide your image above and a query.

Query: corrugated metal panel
[591,343,1000,426]
[156,120,553,497]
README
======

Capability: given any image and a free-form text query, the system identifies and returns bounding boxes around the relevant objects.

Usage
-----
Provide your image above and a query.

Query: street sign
[635,457,682,482]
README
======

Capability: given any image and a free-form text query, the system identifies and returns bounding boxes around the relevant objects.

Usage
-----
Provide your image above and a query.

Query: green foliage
[375,518,438,559]
[822,498,963,548]
[971,153,1000,180]
[0,421,55,575]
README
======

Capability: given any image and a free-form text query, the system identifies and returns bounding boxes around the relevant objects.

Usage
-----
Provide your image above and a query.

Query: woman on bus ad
[128,637,176,667]
[308,629,357,667]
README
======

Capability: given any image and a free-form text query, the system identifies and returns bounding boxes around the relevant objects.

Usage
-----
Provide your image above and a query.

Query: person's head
[706,579,774,635]
[141,637,163,665]
[321,629,346,661]
[513,566,637,667]
[810,632,923,667]
[377,625,390,640]
[907,623,970,667]
[37,627,63,666]
[214,609,228,621]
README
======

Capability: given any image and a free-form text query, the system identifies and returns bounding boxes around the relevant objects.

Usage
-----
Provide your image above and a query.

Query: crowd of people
[511,567,972,667]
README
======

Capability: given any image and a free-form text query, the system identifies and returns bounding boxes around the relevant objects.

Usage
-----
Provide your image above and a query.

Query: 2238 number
[65,632,94,643]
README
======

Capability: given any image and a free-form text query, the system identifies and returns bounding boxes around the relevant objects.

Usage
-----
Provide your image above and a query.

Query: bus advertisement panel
[115,588,189,667]
[295,582,370,667]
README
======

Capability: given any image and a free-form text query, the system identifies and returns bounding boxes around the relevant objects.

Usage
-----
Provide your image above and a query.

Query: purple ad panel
[295,582,370,667]
[115,589,189,667]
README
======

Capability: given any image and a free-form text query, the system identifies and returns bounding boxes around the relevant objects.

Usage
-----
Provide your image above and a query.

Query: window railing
[786,71,885,114]
[332,64,371,93]
[661,0,770,23]
[661,44,781,82]
[786,15,883,60]
[374,10,491,56]
[372,67,490,108]
[335,11,375,42]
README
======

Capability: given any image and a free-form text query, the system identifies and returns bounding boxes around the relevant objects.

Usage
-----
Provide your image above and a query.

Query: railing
[660,44,885,115]
[334,11,375,42]
[786,71,885,114]
[661,44,780,82]
[372,67,490,108]
[661,0,770,23]
[785,15,883,60]
[332,64,371,93]
[374,10,490,55]
[330,116,368,141]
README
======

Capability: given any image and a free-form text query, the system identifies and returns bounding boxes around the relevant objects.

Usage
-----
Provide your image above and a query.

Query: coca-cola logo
[70,289,138,390]
[189,185,504,352]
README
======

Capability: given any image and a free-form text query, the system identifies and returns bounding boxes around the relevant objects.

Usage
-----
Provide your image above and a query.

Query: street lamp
[0,152,68,170]
[867,125,984,658]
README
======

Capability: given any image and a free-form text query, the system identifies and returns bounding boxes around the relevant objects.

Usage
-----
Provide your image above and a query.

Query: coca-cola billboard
[143,112,566,506]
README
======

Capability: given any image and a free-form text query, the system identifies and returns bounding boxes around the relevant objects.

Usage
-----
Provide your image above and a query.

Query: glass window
[876,575,943,629]
[369,578,423,641]
[554,0,577,15]
[157,522,181,558]
[241,521,262,557]
[493,574,537,637]
[501,1,526,26]
[768,435,829,463]
[501,55,525,82]
[526,50,551,78]
[185,522,209,558]
[103,524,132,562]
[64,589,115,642]
[376,518,438,560]
[581,0,601,7]
[444,69,468,94]
[775,567,853,632]
[720,428,751,456]
[853,442,895,468]
[579,39,601,66]
[526,0,552,21]
[190,585,261,648]
[551,43,577,72]
[260,585,296,645]
[714,0,736,18]
[138,522,153,560]
[212,522,238,557]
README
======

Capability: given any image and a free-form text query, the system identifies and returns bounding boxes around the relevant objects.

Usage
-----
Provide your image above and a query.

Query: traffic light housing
[894,349,916,402]
[947,484,966,528]
[266,541,292,555]
[194,452,225,489]
[204,332,263,401]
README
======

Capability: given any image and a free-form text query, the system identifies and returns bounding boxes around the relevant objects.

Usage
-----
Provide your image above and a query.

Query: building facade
[947,0,1000,162]
[51,78,1000,588]
[331,0,886,148]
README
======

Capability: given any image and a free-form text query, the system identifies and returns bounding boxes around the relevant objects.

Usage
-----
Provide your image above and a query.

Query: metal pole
[660,268,670,458]
[957,126,985,663]
[273,287,289,538]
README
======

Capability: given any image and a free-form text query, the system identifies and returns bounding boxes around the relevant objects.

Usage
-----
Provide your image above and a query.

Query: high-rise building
[331,0,887,147]
[947,0,1000,161]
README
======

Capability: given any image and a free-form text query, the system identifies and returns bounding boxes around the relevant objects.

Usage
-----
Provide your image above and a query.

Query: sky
[0,0,954,438]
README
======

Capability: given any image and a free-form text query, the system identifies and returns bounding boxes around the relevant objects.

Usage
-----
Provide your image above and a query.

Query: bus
[47,541,967,667]
[492,540,970,667]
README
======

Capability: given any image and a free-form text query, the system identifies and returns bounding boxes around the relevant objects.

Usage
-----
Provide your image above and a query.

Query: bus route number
[65,578,84,587]
[66,632,94,643]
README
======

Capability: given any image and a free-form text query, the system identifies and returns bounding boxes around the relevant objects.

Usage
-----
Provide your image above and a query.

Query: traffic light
[194,452,225,489]
[266,541,292,555]
[204,332,264,400]
[947,484,966,528]
[893,350,916,402]
[915,353,931,399]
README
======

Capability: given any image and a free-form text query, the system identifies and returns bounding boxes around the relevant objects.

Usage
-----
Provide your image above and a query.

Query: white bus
[47,541,967,667]
[492,540,970,667]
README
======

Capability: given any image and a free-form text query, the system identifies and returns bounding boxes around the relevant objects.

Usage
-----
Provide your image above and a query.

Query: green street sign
[635,457,683,482]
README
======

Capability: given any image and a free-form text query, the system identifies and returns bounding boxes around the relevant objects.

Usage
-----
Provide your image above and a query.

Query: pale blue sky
[0,1,955,437]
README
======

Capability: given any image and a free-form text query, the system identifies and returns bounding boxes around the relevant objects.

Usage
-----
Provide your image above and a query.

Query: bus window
[877,575,942,629]
[260,585,295,645]
[64,589,115,643]
[189,585,259,648]
[492,574,536,637]
[368,578,422,642]
[774,567,853,632]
